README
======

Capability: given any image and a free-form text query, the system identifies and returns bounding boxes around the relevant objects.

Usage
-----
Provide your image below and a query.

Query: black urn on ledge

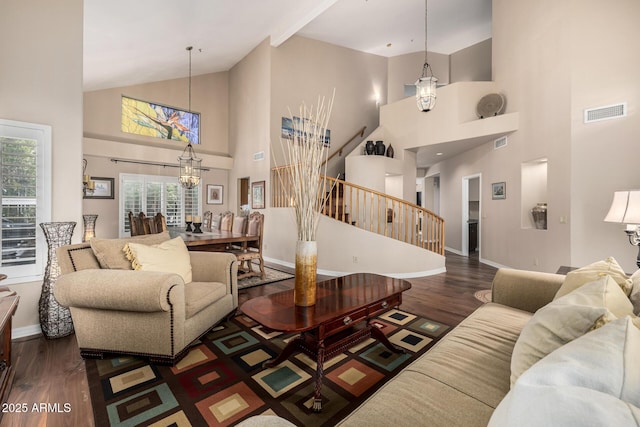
[375,140,386,155]
[365,140,375,155]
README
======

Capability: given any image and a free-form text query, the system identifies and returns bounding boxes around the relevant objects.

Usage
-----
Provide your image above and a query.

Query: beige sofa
[54,231,238,365]
[337,265,640,426]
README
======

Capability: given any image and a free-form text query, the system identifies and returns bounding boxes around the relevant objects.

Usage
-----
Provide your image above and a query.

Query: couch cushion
[490,317,640,427]
[510,275,635,386]
[407,303,532,408]
[338,303,532,427]
[124,236,192,283]
[184,281,228,318]
[630,269,640,315]
[554,256,632,299]
[90,231,170,269]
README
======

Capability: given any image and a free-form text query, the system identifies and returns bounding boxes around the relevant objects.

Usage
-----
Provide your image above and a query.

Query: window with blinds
[119,173,200,236]
[0,119,51,283]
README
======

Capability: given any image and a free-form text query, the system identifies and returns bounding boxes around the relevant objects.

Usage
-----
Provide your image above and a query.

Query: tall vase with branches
[278,92,334,306]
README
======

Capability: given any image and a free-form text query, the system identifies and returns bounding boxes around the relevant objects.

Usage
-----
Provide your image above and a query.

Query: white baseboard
[479,257,511,270]
[13,324,42,339]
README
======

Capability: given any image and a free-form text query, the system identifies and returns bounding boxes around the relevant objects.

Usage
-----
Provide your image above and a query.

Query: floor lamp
[604,190,640,268]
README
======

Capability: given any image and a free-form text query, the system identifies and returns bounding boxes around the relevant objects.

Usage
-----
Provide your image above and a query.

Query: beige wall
[228,39,272,216]
[425,0,640,273]
[84,72,230,155]
[0,0,84,332]
[450,39,492,83]
[568,0,640,271]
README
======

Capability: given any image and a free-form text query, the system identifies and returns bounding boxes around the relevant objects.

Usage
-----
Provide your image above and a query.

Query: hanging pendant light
[178,46,202,189]
[415,0,437,112]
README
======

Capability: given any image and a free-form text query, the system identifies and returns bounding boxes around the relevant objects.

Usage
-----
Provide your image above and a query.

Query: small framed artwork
[85,177,114,199]
[492,182,506,200]
[207,184,223,205]
[251,181,265,209]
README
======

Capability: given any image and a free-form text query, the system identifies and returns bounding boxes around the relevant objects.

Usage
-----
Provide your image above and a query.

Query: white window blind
[119,173,200,236]
[0,119,51,284]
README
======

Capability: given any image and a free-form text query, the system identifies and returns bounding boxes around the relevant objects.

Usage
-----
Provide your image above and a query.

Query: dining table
[168,227,259,252]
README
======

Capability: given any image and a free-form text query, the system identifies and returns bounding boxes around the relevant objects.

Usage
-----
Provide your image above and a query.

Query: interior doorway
[238,177,250,215]
[462,174,481,257]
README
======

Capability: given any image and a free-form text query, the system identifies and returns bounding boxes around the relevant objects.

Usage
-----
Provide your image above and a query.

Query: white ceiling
[84,0,492,92]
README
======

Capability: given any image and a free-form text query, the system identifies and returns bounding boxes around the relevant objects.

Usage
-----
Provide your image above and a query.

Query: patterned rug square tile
[87,311,450,427]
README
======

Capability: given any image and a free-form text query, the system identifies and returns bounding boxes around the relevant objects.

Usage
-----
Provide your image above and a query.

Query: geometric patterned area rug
[86,310,450,426]
[237,266,294,290]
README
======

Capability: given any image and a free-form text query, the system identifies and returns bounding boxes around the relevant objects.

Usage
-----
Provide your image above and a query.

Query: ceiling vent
[584,103,626,123]
[494,136,508,150]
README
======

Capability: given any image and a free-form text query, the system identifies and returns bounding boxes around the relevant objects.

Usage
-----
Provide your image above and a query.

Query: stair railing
[321,126,366,167]
[271,166,445,256]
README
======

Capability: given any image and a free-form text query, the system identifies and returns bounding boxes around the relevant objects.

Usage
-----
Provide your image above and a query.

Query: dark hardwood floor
[1,251,495,427]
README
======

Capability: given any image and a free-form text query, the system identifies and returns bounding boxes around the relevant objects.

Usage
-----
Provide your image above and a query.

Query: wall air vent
[494,136,508,150]
[253,151,265,161]
[584,103,626,123]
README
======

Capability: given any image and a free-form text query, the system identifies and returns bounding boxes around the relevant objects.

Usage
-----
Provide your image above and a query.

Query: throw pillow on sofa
[490,317,640,427]
[510,275,635,386]
[90,231,170,269]
[123,236,192,283]
[554,256,632,299]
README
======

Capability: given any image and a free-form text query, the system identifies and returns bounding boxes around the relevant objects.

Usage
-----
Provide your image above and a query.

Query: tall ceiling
[84,0,492,92]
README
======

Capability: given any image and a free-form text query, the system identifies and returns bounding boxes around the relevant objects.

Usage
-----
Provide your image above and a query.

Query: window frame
[0,119,52,285]
[118,173,200,237]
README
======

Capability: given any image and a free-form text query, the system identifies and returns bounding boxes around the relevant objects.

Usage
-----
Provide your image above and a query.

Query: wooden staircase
[272,166,445,256]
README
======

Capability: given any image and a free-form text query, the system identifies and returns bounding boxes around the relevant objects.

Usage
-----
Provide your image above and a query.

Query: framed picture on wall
[207,184,223,205]
[251,181,265,209]
[492,182,506,200]
[84,177,114,199]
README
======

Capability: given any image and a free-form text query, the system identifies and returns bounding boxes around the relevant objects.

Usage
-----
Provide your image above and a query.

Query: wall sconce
[604,190,640,267]
[83,158,95,197]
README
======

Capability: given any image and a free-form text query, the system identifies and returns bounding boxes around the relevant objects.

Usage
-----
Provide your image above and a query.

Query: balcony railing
[271,166,445,255]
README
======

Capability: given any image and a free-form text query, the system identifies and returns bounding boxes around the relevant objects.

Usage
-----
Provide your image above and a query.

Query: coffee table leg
[313,342,325,412]
[263,335,303,368]
[370,322,406,354]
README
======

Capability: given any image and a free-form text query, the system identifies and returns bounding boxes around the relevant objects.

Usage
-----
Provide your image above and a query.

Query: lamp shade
[415,76,437,112]
[604,190,640,224]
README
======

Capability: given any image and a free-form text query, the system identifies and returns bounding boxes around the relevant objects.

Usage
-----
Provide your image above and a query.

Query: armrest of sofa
[54,269,184,312]
[491,268,565,313]
[189,251,238,289]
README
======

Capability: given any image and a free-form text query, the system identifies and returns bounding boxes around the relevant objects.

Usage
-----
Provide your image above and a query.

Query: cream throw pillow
[510,275,634,387]
[123,236,192,283]
[91,231,170,269]
[554,256,632,299]
[491,317,640,427]
[630,270,640,315]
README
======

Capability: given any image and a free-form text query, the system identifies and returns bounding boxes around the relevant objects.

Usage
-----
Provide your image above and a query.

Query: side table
[0,284,19,417]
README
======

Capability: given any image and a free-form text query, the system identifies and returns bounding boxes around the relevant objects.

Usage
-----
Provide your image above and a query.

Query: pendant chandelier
[415,0,437,112]
[178,46,202,189]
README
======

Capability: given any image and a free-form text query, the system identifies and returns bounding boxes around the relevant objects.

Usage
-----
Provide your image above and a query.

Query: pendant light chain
[424,0,428,71]
[187,46,193,112]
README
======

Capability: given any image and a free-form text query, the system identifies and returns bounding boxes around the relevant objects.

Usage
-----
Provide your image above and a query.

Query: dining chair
[220,211,234,232]
[229,212,265,279]
[232,215,248,235]
[128,212,146,236]
[210,212,222,231]
[128,212,167,236]
[202,211,213,232]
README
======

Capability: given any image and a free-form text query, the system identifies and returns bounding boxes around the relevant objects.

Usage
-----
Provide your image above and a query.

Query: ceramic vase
[375,140,386,155]
[294,240,317,306]
[531,203,548,230]
[365,140,375,155]
[386,144,395,158]
[39,221,76,339]
[82,214,98,242]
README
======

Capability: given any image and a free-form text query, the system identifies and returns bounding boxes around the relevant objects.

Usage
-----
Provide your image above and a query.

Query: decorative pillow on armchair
[629,269,640,315]
[123,236,192,283]
[510,275,634,386]
[90,231,170,269]
[554,257,632,299]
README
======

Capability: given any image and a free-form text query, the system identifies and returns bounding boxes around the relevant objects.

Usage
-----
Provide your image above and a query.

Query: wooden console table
[240,273,411,411]
[0,284,19,416]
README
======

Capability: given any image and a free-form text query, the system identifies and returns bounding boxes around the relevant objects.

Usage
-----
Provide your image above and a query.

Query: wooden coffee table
[240,272,411,411]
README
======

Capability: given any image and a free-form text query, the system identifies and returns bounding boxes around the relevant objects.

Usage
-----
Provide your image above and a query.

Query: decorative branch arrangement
[278,92,335,242]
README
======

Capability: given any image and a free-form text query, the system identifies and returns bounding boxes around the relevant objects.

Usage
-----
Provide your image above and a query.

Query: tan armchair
[53,232,238,365]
